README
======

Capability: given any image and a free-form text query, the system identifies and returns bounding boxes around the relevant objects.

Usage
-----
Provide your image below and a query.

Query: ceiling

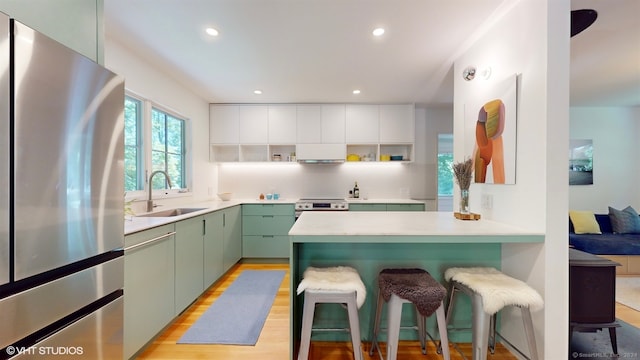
[104,0,640,107]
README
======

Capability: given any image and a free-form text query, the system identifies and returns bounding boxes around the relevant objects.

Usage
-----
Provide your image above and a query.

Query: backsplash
[216,162,436,200]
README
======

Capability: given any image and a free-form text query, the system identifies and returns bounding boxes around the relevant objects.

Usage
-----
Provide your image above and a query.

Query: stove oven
[295,198,349,220]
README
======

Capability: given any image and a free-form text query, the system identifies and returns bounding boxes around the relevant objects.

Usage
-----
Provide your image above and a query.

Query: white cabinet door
[268,105,297,144]
[296,105,321,143]
[345,104,379,143]
[210,105,239,144]
[321,104,346,143]
[379,104,415,143]
[239,105,268,143]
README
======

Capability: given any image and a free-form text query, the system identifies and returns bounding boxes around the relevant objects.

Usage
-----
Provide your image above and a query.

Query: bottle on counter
[353,181,359,199]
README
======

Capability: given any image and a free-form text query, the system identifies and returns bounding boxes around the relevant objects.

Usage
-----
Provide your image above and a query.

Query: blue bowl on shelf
[390,155,403,161]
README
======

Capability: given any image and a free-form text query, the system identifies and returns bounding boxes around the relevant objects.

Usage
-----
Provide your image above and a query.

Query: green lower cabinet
[203,212,224,289]
[349,203,387,211]
[242,204,294,258]
[175,216,205,314]
[243,235,290,257]
[124,224,175,360]
[350,203,425,211]
[222,205,242,272]
[387,203,425,211]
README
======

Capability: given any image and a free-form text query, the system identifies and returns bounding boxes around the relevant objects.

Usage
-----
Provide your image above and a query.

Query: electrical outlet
[481,194,493,210]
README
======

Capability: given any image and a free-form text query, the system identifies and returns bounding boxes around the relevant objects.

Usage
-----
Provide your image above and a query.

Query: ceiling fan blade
[571,9,598,37]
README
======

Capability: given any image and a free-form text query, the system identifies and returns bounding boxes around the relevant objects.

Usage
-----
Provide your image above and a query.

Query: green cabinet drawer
[242,215,294,235]
[349,203,387,211]
[125,223,175,248]
[243,203,294,216]
[387,204,425,211]
[242,235,289,258]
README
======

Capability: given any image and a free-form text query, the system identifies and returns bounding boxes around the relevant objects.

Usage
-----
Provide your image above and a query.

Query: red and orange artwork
[474,99,505,184]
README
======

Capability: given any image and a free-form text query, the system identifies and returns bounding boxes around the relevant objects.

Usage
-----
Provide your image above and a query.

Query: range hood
[296,144,345,164]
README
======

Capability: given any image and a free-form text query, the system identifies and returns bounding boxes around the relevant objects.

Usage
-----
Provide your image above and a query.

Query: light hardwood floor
[135,262,640,360]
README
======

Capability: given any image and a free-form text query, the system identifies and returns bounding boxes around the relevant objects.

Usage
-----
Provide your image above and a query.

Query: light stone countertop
[124,197,430,235]
[289,211,544,243]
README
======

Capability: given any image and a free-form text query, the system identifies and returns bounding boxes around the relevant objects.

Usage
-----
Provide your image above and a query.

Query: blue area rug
[570,319,640,359]
[178,270,285,345]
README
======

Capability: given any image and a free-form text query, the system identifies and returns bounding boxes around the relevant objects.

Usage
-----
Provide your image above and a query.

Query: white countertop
[289,211,543,243]
[124,197,431,235]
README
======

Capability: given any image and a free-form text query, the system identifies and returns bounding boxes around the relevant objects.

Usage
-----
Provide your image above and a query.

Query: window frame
[124,91,192,201]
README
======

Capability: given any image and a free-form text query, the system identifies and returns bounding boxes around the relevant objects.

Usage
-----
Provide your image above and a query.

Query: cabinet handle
[262,235,274,238]
[203,219,206,236]
[124,231,176,252]
[262,215,274,218]
[223,213,226,227]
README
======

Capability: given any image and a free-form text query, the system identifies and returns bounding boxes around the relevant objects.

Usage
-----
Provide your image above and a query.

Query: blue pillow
[608,206,640,234]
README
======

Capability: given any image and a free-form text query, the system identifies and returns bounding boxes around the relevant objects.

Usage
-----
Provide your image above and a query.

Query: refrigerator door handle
[124,232,176,252]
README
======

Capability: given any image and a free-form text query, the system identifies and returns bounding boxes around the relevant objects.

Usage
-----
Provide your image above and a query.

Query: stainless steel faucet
[147,170,173,212]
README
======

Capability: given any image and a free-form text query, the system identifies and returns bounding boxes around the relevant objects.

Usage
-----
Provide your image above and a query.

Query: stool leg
[345,294,364,360]
[608,327,618,355]
[488,313,497,354]
[435,301,451,360]
[386,294,403,360]
[369,290,384,356]
[521,307,539,360]
[438,284,458,353]
[415,309,426,355]
[471,292,490,360]
[297,292,316,360]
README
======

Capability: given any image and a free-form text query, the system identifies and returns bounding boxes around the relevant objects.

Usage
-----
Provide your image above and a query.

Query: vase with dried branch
[452,158,473,214]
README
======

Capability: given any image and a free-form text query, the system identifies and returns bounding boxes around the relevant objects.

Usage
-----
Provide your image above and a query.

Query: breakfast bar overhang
[288,211,545,359]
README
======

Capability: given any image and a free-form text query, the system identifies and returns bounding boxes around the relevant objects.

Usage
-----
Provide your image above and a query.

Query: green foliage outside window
[438,153,454,196]
[124,97,142,192]
[151,108,185,189]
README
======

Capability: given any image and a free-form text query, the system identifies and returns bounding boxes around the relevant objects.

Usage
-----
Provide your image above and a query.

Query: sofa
[569,213,640,275]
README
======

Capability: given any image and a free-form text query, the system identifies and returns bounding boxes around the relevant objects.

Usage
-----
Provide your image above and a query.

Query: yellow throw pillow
[569,210,602,234]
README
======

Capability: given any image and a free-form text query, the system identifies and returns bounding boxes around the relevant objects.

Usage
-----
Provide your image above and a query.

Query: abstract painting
[465,74,518,184]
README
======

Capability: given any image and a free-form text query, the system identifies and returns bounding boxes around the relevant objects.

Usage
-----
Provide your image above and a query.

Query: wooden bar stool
[369,268,451,360]
[296,266,367,360]
[443,267,544,360]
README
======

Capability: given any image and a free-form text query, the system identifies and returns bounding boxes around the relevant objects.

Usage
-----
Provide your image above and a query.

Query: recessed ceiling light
[352,89,361,95]
[206,27,219,36]
[372,28,385,37]
[254,90,263,95]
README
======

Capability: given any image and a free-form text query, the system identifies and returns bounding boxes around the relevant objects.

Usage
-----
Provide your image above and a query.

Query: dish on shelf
[390,155,403,161]
[346,154,360,161]
[380,154,391,161]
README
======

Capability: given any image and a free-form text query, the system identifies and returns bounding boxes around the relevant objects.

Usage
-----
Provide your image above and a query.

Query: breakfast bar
[288,211,544,358]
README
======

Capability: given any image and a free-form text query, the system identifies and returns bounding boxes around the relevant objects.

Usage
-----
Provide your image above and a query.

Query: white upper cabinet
[296,105,321,143]
[345,105,379,143]
[210,105,239,144]
[268,105,297,144]
[321,104,346,143]
[239,105,268,144]
[379,104,415,143]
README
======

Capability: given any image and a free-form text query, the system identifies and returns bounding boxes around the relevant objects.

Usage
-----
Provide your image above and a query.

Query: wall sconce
[463,66,492,81]
[479,66,492,80]
[463,66,476,81]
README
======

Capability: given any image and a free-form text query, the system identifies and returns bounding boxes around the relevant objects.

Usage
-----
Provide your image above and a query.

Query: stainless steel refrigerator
[0,13,124,359]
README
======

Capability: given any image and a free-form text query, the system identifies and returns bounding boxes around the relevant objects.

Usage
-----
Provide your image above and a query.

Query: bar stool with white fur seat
[296,266,367,360]
[369,268,451,360]
[443,267,544,360]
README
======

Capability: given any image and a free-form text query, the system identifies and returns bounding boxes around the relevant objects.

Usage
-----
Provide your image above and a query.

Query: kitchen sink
[138,207,207,217]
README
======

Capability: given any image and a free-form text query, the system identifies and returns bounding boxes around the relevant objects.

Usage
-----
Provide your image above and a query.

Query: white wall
[216,107,453,201]
[104,37,216,212]
[453,0,569,357]
[569,106,640,212]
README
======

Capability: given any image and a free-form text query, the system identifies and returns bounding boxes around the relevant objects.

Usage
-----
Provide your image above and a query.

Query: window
[437,134,454,211]
[124,93,189,195]
[151,108,185,189]
[124,96,143,191]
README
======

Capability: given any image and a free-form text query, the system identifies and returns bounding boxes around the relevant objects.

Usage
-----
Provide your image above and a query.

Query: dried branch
[452,158,473,190]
